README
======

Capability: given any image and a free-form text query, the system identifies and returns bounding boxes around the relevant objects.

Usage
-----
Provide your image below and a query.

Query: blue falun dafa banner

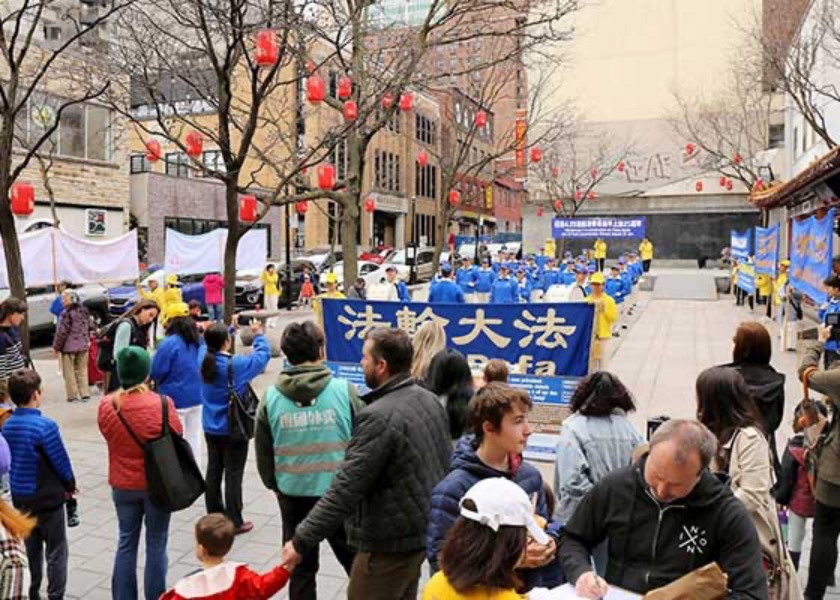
[321,299,595,377]
[552,216,646,239]
[737,264,756,294]
[754,225,780,278]
[730,229,752,261]
[791,209,835,304]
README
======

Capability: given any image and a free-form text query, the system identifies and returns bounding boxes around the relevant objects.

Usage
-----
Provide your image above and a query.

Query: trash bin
[647,416,670,441]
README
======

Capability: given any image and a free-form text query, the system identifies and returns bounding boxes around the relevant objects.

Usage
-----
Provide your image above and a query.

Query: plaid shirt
[0,522,29,600]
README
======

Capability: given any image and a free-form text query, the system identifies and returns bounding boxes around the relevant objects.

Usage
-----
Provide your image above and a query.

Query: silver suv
[0,283,110,333]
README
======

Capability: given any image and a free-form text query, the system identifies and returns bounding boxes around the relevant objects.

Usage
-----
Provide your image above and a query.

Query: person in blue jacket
[429,264,466,303]
[426,383,563,589]
[560,262,576,286]
[455,257,477,302]
[199,320,271,534]
[474,258,495,303]
[490,266,518,304]
[515,269,532,303]
[542,259,561,290]
[150,303,204,458]
[819,275,840,368]
[49,281,70,327]
[605,265,625,304]
[385,265,410,302]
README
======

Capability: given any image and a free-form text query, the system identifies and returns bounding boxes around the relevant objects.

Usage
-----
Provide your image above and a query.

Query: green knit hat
[116,346,150,389]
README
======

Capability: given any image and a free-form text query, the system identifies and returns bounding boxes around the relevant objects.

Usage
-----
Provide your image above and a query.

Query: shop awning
[751,145,840,209]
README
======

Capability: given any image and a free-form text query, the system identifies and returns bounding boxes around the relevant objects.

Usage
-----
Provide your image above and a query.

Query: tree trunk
[223,183,240,325]
[431,208,449,272]
[341,197,359,289]
[0,129,29,352]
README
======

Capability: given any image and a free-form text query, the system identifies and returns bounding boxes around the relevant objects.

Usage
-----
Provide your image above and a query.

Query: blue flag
[754,225,780,278]
[731,229,752,261]
[791,209,835,303]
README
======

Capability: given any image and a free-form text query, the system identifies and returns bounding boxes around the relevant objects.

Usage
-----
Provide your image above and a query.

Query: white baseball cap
[459,478,550,545]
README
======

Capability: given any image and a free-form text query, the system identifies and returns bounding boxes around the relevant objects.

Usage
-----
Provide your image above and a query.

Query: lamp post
[284,200,293,310]
[409,195,417,285]
[473,216,483,265]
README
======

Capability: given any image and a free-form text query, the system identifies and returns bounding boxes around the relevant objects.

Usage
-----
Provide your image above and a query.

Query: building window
[201,150,226,176]
[374,150,402,193]
[165,152,190,178]
[130,154,150,174]
[768,124,784,150]
[415,113,437,145]
[793,126,799,157]
[18,94,113,161]
[333,140,348,181]
[415,163,437,199]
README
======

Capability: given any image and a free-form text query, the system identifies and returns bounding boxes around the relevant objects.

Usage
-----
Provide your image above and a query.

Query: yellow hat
[781,260,790,267]
[590,272,605,285]
[325,272,339,284]
[166,274,180,286]
[166,302,189,320]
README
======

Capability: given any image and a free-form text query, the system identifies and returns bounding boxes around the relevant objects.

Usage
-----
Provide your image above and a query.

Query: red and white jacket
[160,562,289,600]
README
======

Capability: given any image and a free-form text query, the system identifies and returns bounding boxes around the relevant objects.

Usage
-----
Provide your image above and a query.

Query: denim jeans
[111,488,171,600]
[207,303,224,321]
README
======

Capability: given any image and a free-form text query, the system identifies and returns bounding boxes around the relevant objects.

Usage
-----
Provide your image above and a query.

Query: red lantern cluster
[343,101,358,121]
[295,201,308,215]
[685,143,696,156]
[617,161,626,172]
[185,131,203,158]
[695,181,704,193]
[475,110,487,128]
[337,76,352,100]
[536,206,545,217]
[317,164,335,190]
[239,195,257,222]
[448,190,460,207]
[364,197,376,213]
[306,74,326,104]
[530,147,542,163]
[382,92,394,109]
[399,92,414,112]
[145,139,162,162]
[10,182,34,217]
[417,151,429,167]
[255,30,279,67]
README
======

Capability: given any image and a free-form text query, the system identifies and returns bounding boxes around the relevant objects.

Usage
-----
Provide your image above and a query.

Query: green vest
[265,377,354,496]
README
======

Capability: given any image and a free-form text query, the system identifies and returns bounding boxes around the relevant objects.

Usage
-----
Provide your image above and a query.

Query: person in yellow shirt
[159,274,183,327]
[137,276,165,310]
[586,272,618,371]
[260,264,280,311]
[756,271,773,319]
[312,272,346,325]
[774,260,789,307]
[639,238,654,273]
[422,477,548,600]
[593,238,607,272]
[544,239,556,259]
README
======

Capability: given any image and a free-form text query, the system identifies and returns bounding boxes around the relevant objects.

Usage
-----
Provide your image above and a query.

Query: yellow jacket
[587,293,618,339]
[774,272,788,306]
[756,274,772,297]
[544,240,556,257]
[639,241,654,261]
[594,240,607,259]
[732,265,739,285]
[138,286,165,310]
[313,290,346,324]
[261,271,280,296]
[422,572,523,600]
[160,287,183,325]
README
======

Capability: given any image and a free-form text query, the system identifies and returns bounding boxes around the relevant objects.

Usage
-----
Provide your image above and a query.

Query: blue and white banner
[551,217,646,239]
[737,264,756,294]
[731,229,752,261]
[754,225,780,278]
[321,300,594,377]
[791,209,835,304]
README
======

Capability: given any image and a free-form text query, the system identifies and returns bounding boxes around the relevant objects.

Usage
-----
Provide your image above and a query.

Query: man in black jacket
[281,328,452,599]
[559,419,767,599]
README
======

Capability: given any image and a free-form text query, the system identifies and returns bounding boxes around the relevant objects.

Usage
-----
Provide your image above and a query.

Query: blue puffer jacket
[426,436,565,589]
[151,333,204,410]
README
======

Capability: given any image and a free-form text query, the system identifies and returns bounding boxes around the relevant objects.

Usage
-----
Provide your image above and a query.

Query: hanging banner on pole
[164,228,267,275]
[737,263,756,294]
[552,217,646,239]
[754,225,780,277]
[321,299,595,377]
[791,209,835,304]
[730,229,752,261]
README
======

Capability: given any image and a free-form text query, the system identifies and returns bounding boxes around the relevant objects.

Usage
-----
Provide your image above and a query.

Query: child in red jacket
[160,514,290,600]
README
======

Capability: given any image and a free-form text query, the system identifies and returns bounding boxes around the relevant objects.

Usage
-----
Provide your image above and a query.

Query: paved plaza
[27,269,840,597]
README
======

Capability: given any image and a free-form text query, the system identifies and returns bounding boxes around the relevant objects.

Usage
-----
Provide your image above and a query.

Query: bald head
[645,420,718,503]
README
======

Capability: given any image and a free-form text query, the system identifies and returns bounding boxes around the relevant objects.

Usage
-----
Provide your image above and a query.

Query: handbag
[113,395,205,512]
[799,368,831,494]
[226,358,258,440]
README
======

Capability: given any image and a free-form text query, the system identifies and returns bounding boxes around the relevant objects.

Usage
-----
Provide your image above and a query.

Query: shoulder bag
[227,358,259,440]
[113,395,205,511]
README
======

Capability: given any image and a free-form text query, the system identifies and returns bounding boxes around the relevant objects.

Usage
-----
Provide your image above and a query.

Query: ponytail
[201,323,229,383]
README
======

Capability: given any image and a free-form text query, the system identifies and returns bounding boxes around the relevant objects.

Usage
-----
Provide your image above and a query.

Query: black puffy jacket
[293,375,452,554]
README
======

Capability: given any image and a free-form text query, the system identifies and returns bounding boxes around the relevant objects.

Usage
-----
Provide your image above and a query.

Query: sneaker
[235,521,254,535]
[67,397,81,403]
[81,396,91,403]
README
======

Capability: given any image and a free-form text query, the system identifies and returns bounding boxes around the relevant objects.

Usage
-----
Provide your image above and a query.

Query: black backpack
[95,319,122,370]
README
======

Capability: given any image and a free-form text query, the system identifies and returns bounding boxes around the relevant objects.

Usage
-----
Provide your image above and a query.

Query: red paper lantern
[343,100,358,121]
[685,143,695,156]
[536,206,545,217]
[733,153,743,165]
[10,182,34,216]
[145,139,162,162]
[587,191,596,200]
[239,195,258,222]
[317,164,335,190]
[719,175,727,187]
[381,92,394,109]
[530,147,543,163]
[295,201,308,215]
[726,179,733,191]
[574,190,582,201]
[399,92,414,112]
[695,181,703,192]
[617,161,625,172]
[306,74,326,104]
[554,200,563,212]
[254,29,279,67]
[417,151,429,167]
[185,131,203,158]
[337,76,352,100]
[364,197,376,213]
[475,110,487,127]
[448,190,460,206]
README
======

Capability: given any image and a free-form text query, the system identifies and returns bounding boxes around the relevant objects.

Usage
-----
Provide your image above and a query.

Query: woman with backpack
[98,346,183,600]
[52,291,93,403]
[0,298,28,406]
[150,303,204,459]
[200,321,270,534]
[101,300,159,393]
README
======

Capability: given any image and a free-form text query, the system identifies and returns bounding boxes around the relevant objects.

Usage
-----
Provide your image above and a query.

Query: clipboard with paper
[528,584,641,599]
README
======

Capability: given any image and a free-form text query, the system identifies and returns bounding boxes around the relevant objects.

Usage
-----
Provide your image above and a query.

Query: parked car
[318,261,390,293]
[301,248,343,273]
[234,260,317,310]
[107,269,206,317]
[389,247,436,282]
[359,246,395,264]
[0,282,110,333]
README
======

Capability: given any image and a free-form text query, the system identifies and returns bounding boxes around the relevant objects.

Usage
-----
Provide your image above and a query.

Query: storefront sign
[791,209,835,304]
[754,225,779,277]
[551,217,646,239]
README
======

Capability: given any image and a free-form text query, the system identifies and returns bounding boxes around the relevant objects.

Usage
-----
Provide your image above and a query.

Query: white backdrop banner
[164,228,267,275]
[0,227,139,288]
